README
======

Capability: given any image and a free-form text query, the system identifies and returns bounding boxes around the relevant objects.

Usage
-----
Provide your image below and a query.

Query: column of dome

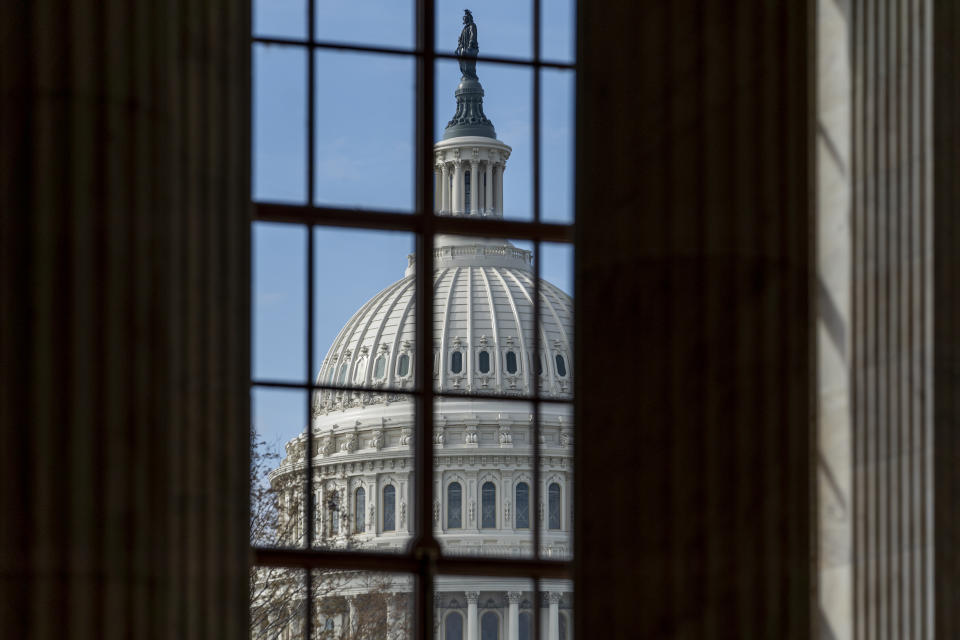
[435,140,510,217]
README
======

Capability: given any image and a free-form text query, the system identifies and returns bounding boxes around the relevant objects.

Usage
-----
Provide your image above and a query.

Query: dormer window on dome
[478,350,490,374]
[505,351,518,374]
[397,353,411,378]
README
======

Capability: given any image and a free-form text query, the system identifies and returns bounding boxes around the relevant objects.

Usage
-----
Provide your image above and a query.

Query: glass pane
[253,44,307,203]
[314,51,414,211]
[540,0,576,63]
[538,242,574,398]
[435,2,533,60]
[435,58,533,221]
[540,69,575,224]
[539,400,573,560]
[311,571,413,639]
[250,568,306,639]
[254,222,306,382]
[315,0,414,50]
[432,236,547,400]
[311,401,415,552]
[251,387,309,549]
[254,0,306,40]
[435,578,534,640]
[434,399,534,558]
[312,227,416,394]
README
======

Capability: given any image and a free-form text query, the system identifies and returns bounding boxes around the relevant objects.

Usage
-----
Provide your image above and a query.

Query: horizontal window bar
[251,37,576,70]
[253,547,573,580]
[254,203,574,243]
[252,379,574,405]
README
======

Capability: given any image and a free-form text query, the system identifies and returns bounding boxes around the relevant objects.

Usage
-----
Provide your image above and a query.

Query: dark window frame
[250,1,576,638]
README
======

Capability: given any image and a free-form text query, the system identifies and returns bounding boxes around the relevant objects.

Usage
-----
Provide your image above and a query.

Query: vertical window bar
[415,0,437,639]
[531,3,543,640]
[304,0,317,638]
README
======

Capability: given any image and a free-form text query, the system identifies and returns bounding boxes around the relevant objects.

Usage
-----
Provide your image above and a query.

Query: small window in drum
[555,354,567,377]
[478,350,490,373]
[451,350,463,374]
[505,351,518,374]
[397,353,410,377]
[338,363,348,384]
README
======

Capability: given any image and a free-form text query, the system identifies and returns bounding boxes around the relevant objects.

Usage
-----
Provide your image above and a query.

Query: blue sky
[251,0,575,452]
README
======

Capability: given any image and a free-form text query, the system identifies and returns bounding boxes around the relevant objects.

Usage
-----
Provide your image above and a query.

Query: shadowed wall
[0,2,251,638]
[575,2,813,638]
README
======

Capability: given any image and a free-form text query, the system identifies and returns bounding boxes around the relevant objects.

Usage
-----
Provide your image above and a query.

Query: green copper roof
[443,10,496,140]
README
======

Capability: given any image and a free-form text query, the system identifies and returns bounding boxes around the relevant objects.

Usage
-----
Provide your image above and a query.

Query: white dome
[313,240,573,416]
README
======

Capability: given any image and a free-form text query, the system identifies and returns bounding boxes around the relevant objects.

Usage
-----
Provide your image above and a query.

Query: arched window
[330,498,339,535]
[397,353,410,377]
[481,612,499,640]
[555,354,567,377]
[478,350,490,373]
[559,612,569,640]
[324,618,335,632]
[481,481,496,528]
[337,363,348,384]
[447,482,462,529]
[464,170,471,211]
[354,487,366,533]
[445,611,464,640]
[383,485,396,531]
[373,354,386,379]
[534,354,543,376]
[549,483,562,530]
[451,350,463,374]
[518,612,532,640]
[515,482,530,529]
[505,350,518,374]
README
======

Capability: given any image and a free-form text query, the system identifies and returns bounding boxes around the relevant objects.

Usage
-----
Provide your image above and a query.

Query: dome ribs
[437,267,462,393]
[489,268,524,395]
[476,267,500,394]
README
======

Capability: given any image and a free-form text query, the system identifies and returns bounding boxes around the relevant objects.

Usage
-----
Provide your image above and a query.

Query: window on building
[465,171,471,212]
[353,357,366,384]
[447,482,462,529]
[555,354,567,377]
[355,487,365,533]
[373,354,385,379]
[515,482,530,529]
[338,363,348,384]
[397,353,410,378]
[481,612,499,640]
[549,483,562,530]
[445,612,464,640]
[505,351,518,374]
[451,350,463,374]
[519,612,532,640]
[478,350,490,373]
[383,485,396,532]
[481,481,497,529]
[559,612,569,640]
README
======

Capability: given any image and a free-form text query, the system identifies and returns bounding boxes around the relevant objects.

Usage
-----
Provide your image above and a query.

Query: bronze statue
[456,9,479,79]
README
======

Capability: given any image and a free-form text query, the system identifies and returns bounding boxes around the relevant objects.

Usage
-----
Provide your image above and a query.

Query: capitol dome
[313,237,573,416]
